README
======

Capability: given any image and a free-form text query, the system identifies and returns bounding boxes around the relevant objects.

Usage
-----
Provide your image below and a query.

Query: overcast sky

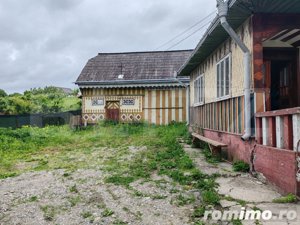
[0,0,216,94]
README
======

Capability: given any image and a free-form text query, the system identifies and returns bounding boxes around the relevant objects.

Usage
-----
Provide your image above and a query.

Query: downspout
[217,0,251,141]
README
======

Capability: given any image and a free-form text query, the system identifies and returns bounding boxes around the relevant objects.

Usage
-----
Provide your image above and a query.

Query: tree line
[0,87,81,115]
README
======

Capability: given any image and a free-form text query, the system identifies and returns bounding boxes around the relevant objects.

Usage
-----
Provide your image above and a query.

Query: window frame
[216,53,231,101]
[193,74,205,106]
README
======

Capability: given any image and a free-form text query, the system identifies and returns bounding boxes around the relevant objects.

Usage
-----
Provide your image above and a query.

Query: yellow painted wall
[190,18,253,105]
[81,87,188,125]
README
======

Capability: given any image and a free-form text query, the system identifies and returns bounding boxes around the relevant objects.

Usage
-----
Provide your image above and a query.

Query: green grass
[28,196,38,202]
[69,185,79,193]
[202,190,220,205]
[101,208,114,217]
[222,195,247,206]
[40,205,57,221]
[0,122,221,222]
[192,205,206,218]
[81,211,93,219]
[193,140,222,164]
[232,160,250,172]
[272,193,298,203]
[172,193,196,206]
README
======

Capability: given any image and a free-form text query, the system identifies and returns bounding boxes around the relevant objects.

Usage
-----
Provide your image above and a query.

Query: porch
[255,107,300,196]
[256,107,300,151]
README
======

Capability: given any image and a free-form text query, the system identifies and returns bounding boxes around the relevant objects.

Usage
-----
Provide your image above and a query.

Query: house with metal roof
[179,0,300,196]
[76,50,192,125]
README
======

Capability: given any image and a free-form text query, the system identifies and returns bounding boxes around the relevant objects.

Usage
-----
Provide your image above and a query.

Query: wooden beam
[283,115,293,150]
[256,107,300,118]
[191,133,227,147]
[256,117,263,144]
[276,116,284,149]
[268,117,276,147]
[292,114,300,151]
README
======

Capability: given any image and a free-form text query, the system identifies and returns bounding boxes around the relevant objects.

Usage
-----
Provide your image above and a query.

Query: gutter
[217,0,251,141]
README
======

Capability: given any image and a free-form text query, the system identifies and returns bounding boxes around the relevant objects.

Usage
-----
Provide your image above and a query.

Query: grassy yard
[0,123,220,224]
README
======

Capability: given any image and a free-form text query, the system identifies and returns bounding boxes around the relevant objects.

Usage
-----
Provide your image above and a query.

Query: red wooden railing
[256,107,300,151]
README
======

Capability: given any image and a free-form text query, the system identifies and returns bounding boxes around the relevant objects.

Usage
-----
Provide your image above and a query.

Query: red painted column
[283,115,293,150]
[268,117,276,147]
[256,117,263,144]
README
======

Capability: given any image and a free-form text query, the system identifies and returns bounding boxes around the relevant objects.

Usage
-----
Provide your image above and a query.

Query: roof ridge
[97,49,194,55]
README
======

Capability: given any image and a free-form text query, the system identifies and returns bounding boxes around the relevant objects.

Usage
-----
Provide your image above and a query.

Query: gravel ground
[0,168,199,225]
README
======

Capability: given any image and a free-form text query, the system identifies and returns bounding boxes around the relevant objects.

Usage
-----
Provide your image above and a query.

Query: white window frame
[194,74,205,106]
[216,53,231,101]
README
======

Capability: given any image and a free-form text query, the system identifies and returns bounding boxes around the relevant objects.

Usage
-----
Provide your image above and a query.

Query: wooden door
[105,101,120,122]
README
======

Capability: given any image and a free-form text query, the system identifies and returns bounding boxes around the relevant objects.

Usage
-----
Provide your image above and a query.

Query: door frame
[263,48,298,111]
[105,101,120,122]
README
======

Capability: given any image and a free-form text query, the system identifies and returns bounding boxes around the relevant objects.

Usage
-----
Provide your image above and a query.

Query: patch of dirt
[0,168,196,225]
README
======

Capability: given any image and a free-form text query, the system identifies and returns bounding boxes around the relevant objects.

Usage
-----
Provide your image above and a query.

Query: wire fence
[0,110,81,129]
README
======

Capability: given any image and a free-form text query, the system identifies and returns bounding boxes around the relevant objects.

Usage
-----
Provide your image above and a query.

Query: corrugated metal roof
[178,0,300,76]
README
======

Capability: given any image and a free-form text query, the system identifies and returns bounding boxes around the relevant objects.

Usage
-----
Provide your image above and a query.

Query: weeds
[68,196,81,207]
[105,176,135,187]
[202,190,220,205]
[232,161,250,172]
[69,184,78,193]
[272,193,298,203]
[102,208,114,217]
[113,219,128,225]
[28,196,38,202]
[172,193,196,206]
[0,123,221,223]
[40,205,56,221]
[192,205,206,218]
[222,196,247,206]
[81,211,93,219]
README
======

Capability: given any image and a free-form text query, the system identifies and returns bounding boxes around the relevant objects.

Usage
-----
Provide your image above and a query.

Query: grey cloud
[0,0,215,93]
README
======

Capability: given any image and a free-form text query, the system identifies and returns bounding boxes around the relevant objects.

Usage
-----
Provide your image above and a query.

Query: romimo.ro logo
[204,207,298,221]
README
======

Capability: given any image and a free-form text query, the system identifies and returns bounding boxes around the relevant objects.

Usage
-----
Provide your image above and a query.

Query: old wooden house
[179,0,300,196]
[76,50,192,125]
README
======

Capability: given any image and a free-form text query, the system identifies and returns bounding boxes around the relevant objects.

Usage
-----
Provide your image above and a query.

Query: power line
[154,11,216,51]
[166,19,213,50]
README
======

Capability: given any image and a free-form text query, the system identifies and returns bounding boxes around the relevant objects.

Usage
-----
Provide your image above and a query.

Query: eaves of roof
[76,77,190,89]
[178,0,300,76]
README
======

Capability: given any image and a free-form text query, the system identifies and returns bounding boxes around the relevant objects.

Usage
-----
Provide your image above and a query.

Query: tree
[0,89,7,98]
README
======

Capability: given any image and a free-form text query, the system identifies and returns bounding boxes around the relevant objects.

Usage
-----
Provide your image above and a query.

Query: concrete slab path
[183,143,300,225]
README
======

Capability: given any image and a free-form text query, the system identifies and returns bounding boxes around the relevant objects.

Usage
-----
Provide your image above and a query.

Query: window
[194,74,204,105]
[217,54,231,99]
[92,98,104,106]
[122,99,135,105]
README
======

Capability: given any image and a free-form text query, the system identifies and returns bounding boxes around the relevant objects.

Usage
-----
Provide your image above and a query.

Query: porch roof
[178,0,300,76]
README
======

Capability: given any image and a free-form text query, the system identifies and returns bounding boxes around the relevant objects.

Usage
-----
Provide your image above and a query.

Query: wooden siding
[190,96,245,134]
[190,18,253,105]
[81,87,188,125]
